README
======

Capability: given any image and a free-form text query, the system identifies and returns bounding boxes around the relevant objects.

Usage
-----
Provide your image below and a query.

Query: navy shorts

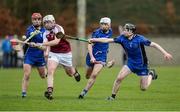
[86,52,107,67]
[127,62,149,76]
[24,55,46,67]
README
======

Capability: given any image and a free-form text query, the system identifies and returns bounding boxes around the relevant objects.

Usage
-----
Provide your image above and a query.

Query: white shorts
[48,52,73,67]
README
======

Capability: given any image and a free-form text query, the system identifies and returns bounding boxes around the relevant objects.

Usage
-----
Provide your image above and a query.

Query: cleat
[106,59,115,68]
[22,92,26,98]
[78,94,84,99]
[74,71,81,82]
[22,95,26,98]
[44,91,53,100]
[149,69,158,80]
[106,96,115,101]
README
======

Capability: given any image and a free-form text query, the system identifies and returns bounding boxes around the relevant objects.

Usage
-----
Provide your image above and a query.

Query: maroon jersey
[44,24,71,53]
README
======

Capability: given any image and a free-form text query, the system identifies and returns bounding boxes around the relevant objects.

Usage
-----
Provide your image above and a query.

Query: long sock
[47,87,53,93]
[22,91,26,96]
[111,94,116,99]
[80,89,88,96]
[73,69,79,77]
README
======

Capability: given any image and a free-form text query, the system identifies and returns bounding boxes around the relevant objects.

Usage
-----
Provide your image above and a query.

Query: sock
[47,87,53,93]
[22,92,26,96]
[111,94,116,99]
[73,69,79,77]
[80,89,88,96]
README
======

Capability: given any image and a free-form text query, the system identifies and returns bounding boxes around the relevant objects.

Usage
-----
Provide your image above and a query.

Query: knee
[24,74,30,81]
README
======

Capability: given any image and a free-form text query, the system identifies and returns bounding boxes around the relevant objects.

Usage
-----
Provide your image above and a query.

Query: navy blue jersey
[92,28,113,53]
[24,25,46,58]
[114,34,151,66]
[86,28,112,67]
[24,25,46,67]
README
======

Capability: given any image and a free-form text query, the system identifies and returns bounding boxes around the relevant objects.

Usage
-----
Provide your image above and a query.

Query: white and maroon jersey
[43,24,71,53]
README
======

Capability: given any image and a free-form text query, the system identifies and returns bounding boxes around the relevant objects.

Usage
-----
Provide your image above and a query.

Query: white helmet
[43,15,55,23]
[100,17,111,25]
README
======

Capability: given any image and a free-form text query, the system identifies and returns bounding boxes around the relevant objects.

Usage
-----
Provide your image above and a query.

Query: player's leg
[59,52,81,82]
[63,66,81,82]
[44,59,59,100]
[107,65,131,100]
[140,69,157,91]
[85,53,93,79]
[37,66,47,78]
[22,64,32,97]
[79,63,103,99]
[140,75,152,91]
[85,67,93,79]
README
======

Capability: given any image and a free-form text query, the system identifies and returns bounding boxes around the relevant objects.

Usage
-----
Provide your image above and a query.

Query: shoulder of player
[55,24,64,31]
[94,28,101,33]
[40,27,46,32]
[109,28,113,32]
[134,34,150,42]
[26,25,34,31]
[91,28,102,36]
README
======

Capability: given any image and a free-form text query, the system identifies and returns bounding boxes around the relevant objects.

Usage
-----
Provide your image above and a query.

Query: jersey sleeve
[55,24,65,34]
[108,29,113,38]
[91,31,97,38]
[42,32,48,42]
[25,28,32,38]
[113,35,123,44]
[140,36,151,46]
[25,26,35,38]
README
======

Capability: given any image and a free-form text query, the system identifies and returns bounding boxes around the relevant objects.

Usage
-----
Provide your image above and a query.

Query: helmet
[31,13,42,19]
[43,15,55,23]
[124,23,136,33]
[100,17,111,25]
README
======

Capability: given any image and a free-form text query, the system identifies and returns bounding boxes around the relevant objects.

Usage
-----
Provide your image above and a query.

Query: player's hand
[88,39,94,43]
[90,57,96,63]
[56,32,65,39]
[164,53,173,61]
[29,42,37,47]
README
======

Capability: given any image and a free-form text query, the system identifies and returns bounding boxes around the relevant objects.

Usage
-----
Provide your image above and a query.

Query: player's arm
[44,46,50,62]
[42,35,61,46]
[29,42,47,50]
[88,43,96,63]
[89,38,114,43]
[150,42,173,60]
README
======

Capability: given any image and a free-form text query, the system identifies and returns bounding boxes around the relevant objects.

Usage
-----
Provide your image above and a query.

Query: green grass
[0,66,180,111]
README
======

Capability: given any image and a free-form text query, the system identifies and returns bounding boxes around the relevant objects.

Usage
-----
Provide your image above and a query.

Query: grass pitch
[0,66,180,111]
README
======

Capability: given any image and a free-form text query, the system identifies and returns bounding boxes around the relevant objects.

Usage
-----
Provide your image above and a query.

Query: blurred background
[0,0,179,68]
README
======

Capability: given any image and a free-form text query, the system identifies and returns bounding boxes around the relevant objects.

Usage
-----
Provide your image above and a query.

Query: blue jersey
[86,28,112,67]
[24,25,46,67]
[114,34,151,76]
[25,25,45,58]
[114,34,151,65]
[92,28,113,53]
